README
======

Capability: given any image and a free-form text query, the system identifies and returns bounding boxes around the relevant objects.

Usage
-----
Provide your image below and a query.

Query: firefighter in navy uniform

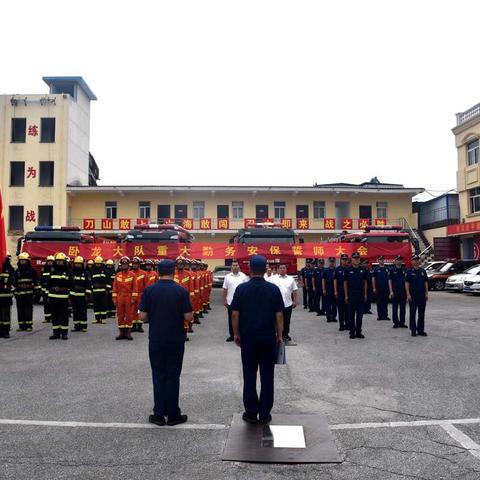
[47,252,73,340]
[91,256,109,324]
[362,259,373,314]
[344,252,367,339]
[40,255,55,323]
[322,257,337,322]
[299,261,311,309]
[13,252,38,332]
[312,260,323,314]
[372,256,390,321]
[334,254,349,331]
[406,255,429,337]
[388,255,408,329]
[71,256,91,332]
[0,253,15,338]
[105,259,116,318]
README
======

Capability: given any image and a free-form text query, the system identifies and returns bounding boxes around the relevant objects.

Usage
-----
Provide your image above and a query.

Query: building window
[38,205,53,226]
[10,161,25,186]
[467,139,479,166]
[105,201,117,219]
[40,118,56,143]
[376,201,388,219]
[8,206,24,231]
[139,201,151,219]
[313,201,325,219]
[217,205,229,219]
[11,118,26,143]
[39,161,54,186]
[274,201,286,220]
[174,205,188,219]
[193,201,205,220]
[470,187,480,214]
[232,201,244,219]
[157,205,171,220]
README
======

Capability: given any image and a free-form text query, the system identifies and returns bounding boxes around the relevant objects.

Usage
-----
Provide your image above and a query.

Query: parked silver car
[445,264,480,291]
[212,266,231,287]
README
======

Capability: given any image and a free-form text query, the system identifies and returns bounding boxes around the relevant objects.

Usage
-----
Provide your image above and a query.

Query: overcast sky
[2,1,478,197]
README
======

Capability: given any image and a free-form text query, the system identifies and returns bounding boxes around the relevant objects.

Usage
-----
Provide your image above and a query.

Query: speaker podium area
[222,414,342,464]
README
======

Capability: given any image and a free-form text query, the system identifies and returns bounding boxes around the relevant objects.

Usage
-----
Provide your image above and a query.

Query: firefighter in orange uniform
[191,260,202,322]
[174,256,193,339]
[144,259,159,286]
[131,257,147,333]
[112,256,135,341]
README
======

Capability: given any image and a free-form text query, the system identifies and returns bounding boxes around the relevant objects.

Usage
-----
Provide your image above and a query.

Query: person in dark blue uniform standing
[313,259,325,316]
[300,261,311,309]
[345,252,367,339]
[372,256,390,321]
[362,259,373,314]
[334,254,349,332]
[406,255,429,337]
[322,257,337,322]
[305,261,315,312]
[231,255,284,425]
[388,255,408,329]
[139,259,193,427]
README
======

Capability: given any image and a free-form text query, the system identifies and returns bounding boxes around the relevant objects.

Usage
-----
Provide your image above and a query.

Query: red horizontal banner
[447,220,480,236]
[22,241,411,262]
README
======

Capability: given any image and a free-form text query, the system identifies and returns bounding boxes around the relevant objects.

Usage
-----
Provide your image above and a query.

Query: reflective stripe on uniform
[70,292,86,297]
[48,294,70,299]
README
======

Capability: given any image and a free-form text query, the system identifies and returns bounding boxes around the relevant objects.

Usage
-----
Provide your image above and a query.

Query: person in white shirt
[222,260,248,342]
[264,264,278,282]
[271,264,298,342]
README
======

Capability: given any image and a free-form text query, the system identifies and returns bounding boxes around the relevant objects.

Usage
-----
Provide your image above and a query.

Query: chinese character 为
[292,245,303,256]
[28,125,38,136]
[313,246,325,256]
[200,219,211,229]
[91,246,102,258]
[324,219,335,229]
[119,219,131,230]
[113,246,124,257]
[225,246,236,257]
[134,245,145,257]
[27,166,37,178]
[218,219,229,229]
[357,245,368,256]
[182,219,193,229]
[157,245,168,256]
[180,245,190,256]
[297,219,309,229]
[202,246,214,257]
[335,245,346,256]
[269,245,281,255]
[68,246,80,257]
[25,210,36,222]
[247,246,258,255]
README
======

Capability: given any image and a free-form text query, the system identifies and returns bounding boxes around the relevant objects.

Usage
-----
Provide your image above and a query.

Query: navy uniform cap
[328,256,335,262]
[351,252,360,259]
[394,255,403,261]
[250,255,267,269]
[340,254,348,260]
[318,258,325,263]
[158,259,175,275]
[378,255,385,260]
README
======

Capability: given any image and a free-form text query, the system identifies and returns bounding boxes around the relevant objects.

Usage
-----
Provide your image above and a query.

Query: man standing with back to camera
[139,259,193,427]
[231,255,284,425]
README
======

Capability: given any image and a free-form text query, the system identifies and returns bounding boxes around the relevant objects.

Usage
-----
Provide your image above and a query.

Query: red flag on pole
[0,190,7,262]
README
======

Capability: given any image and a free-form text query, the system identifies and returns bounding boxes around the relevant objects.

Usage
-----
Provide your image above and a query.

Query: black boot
[49,332,60,340]
[61,332,68,340]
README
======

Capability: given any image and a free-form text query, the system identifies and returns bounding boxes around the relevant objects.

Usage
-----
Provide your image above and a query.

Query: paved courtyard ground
[1,289,480,479]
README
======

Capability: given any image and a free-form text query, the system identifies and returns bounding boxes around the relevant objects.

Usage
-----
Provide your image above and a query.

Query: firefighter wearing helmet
[86,259,95,308]
[13,252,38,332]
[46,252,73,340]
[144,259,159,286]
[0,251,15,338]
[91,256,108,324]
[104,259,116,318]
[112,256,136,340]
[174,256,193,340]
[131,256,146,333]
[71,256,91,332]
[41,255,55,324]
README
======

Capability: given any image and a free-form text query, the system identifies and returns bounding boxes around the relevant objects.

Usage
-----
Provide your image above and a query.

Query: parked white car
[463,277,480,294]
[445,264,480,291]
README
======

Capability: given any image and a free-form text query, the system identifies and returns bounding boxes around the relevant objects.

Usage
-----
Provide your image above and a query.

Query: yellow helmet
[87,259,94,265]
[74,256,84,264]
[55,252,67,261]
[106,259,114,265]
[6,251,11,257]
[46,255,55,261]
[18,252,30,260]
[94,256,103,264]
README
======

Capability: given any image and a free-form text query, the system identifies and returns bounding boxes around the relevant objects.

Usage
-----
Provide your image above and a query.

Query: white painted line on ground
[440,424,480,460]
[2,416,480,434]
[0,418,226,431]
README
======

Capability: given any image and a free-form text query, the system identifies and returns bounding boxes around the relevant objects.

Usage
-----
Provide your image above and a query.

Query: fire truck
[230,223,298,274]
[340,225,413,266]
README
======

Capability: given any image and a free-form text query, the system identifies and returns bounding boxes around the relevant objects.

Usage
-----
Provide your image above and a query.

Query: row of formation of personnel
[0,253,212,340]
[298,253,429,338]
